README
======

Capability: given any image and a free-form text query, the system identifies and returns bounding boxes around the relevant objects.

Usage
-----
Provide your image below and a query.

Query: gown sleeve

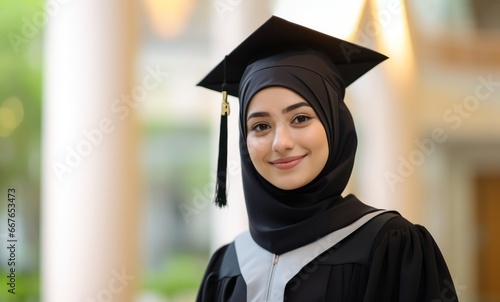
[196,244,229,302]
[363,216,458,302]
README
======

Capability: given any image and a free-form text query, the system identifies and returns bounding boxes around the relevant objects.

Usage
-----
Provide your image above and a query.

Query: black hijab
[238,50,376,254]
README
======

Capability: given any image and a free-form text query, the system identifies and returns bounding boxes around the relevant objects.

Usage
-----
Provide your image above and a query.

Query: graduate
[196,16,458,302]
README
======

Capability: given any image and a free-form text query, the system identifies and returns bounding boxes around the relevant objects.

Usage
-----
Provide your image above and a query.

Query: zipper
[264,254,279,301]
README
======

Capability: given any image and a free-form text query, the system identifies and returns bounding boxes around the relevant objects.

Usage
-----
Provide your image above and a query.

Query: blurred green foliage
[142,253,206,298]
[0,0,43,301]
[0,271,39,302]
[0,0,43,176]
[0,2,211,301]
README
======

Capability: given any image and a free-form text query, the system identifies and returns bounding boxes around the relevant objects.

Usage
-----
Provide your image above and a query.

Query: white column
[41,0,140,301]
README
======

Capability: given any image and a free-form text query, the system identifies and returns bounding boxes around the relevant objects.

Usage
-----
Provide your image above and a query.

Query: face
[246,87,329,190]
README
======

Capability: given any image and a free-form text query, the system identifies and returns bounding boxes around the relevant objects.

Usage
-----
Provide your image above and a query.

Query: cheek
[308,125,329,161]
[246,136,265,162]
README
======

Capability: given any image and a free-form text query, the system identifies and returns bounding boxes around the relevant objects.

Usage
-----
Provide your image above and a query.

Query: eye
[292,114,312,124]
[250,122,270,133]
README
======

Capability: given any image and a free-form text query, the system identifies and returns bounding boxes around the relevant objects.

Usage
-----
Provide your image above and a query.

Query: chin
[272,179,306,191]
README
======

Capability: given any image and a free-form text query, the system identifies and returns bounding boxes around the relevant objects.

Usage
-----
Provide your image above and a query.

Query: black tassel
[215,90,229,207]
[215,58,230,207]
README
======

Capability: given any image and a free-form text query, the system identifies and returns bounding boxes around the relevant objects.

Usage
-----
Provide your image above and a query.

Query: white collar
[234,210,387,302]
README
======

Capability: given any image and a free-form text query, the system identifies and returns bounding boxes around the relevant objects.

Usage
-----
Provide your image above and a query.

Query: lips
[269,155,306,170]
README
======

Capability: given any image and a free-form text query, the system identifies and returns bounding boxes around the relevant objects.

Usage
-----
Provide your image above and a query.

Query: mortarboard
[197,15,388,207]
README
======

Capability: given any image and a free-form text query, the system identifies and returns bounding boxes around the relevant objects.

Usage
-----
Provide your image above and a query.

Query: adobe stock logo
[86,268,135,302]
[178,159,242,224]
[213,0,243,20]
[8,0,74,53]
[51,65,168,182]
[385,74,500,191]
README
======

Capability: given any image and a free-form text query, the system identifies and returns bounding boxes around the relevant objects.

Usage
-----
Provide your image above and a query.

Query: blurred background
[0,0,499,301]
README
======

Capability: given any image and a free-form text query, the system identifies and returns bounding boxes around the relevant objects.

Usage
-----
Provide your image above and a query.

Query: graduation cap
[197,15,387,207]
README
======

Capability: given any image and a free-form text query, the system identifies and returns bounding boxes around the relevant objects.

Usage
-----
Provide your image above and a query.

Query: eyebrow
[247,102,311,121]
[282,102,310,114]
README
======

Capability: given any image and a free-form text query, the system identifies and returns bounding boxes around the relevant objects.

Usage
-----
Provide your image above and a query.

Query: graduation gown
[196,18,457,302]
[196,211,458,302]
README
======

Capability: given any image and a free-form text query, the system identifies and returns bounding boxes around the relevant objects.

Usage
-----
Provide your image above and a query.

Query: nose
[272,126,294,153]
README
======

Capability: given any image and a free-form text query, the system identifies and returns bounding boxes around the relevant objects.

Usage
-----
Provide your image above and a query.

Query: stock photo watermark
[8,0,73,54]
[213,0,243,20]
[51,65,168,182]
[284,237,467,301]
[340,0,403,63]
[178,160,241,224]
[86,268,135,302]
[353,0,403,46]
[385,74,500,191]
[5,188,18,295]
[431,277,468,302]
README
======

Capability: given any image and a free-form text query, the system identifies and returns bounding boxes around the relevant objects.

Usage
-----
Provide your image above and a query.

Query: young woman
[196,16,458,302]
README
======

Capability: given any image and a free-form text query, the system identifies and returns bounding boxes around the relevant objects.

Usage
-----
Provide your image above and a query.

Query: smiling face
[245,86,329,190]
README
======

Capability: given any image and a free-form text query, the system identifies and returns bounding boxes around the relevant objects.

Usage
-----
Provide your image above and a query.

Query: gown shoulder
[195,244,230,302]
[195,213,459,301]
[364,215,458,301]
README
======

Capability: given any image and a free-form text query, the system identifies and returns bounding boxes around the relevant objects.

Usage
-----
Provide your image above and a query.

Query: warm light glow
[142,0,195,38]
[0,108,16,129]
[374,0,415,80]
[273,0,366,39]
[4,96,24,123]
[0,97,24,137]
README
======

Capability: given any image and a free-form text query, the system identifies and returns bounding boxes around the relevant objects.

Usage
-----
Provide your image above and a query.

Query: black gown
[196,212,458,302]
[196,22,457,301]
